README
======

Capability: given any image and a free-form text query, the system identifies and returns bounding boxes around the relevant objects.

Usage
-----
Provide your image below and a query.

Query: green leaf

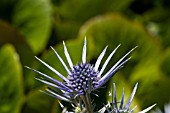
[161,48,170,76]
[0,44,23,113]
[22,89,58,113]
[130,56,162,85]
[139,77,170,109]
[51,100,61,113]
[12,0,52,54]
[78,13,161,76]
[53,0,134,40]
[129,48,170,108]
[57,0,134,22]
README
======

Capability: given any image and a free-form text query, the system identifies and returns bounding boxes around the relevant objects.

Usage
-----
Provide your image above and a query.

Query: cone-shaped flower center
[68,63,99,93]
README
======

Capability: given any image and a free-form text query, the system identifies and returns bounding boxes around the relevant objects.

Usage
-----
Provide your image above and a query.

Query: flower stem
[81,93,93,113]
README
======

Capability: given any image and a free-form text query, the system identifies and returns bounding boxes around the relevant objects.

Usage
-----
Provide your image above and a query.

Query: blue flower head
[26,37,136,102]
[98,83,156,113]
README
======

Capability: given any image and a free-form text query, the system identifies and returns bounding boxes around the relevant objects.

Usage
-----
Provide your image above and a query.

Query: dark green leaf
[0,19,34,67]
[143,7,170,48]
[57,0,134,22]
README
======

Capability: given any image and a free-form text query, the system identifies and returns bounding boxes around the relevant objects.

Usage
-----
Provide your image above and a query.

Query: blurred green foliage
[0,0,170,113]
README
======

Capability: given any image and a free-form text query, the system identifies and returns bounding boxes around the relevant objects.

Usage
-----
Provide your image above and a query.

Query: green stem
[81,93,93,113]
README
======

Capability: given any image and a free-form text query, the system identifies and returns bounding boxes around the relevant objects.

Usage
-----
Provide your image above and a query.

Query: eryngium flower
[101,83,156,113]
[26,38,136,102]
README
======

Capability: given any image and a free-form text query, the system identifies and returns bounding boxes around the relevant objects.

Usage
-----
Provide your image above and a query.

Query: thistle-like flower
[101,83,156,113]
[26,37,136,112]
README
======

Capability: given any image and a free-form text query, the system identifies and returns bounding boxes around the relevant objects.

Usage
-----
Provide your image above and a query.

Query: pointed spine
[63,41,74,70]
[82,37,87,64]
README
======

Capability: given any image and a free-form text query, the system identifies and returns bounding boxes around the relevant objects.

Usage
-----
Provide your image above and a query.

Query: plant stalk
[81,93,93,113]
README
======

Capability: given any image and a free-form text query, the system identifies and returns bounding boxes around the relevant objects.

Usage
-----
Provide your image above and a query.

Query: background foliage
[0,0,170,113]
